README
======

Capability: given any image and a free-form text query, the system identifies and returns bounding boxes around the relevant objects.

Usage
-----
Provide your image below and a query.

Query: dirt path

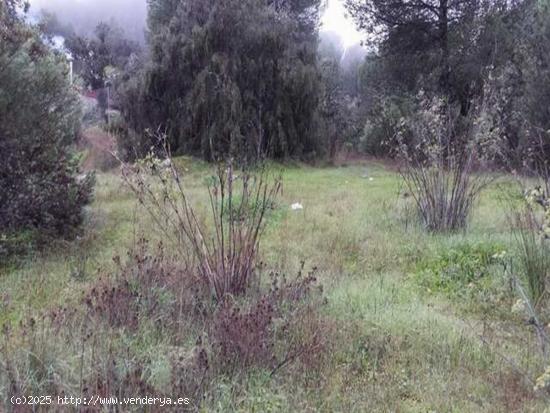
[80,126,117,171]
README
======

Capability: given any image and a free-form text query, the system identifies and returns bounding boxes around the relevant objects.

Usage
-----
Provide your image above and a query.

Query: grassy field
[1,159,548,412]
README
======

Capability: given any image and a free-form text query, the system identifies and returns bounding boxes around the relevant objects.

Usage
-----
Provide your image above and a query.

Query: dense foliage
[486,0,550,167]
[346,0,550,164]
[0,0,93,250]
[118,0,324,161]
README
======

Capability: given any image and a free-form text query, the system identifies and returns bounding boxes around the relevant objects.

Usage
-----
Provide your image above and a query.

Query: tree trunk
[438,0,450,97]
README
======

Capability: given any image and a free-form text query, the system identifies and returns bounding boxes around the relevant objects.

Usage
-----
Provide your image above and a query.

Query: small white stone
[291,203,304,211]
[76,173,89,183]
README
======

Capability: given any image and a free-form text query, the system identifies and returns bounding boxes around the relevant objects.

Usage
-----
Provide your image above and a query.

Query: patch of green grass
[319,273,517,411]
[414,241,506,295]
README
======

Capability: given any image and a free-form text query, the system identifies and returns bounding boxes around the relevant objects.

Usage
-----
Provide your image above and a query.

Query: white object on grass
[291,203,304,211]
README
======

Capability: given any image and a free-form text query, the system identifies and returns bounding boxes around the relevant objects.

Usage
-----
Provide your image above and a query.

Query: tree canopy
[119,0,324,161]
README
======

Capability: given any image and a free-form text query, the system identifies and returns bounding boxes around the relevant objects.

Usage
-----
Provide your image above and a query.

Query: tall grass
[509,138,550,307]
[512,207,550,306]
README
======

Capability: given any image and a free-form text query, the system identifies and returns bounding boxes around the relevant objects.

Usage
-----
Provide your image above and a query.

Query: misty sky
[28,0,362,47]
[322,0,362,47]
[28,0,148,42]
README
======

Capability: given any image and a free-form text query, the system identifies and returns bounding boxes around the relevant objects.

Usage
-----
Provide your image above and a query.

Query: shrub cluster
[0,2,94,256]
[1,242,327,409]
[1,160,328,409]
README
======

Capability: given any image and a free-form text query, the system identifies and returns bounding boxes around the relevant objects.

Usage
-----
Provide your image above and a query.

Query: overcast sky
[322,0,362,47]
[28,0,148,42]
[29,0,362,47]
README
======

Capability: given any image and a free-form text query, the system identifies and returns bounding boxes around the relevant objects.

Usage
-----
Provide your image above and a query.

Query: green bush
[0,4,94,252]
[360,95,414,156]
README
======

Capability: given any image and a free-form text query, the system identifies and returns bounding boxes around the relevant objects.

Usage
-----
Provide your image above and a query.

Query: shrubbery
[1,232,328,409]
[360,95,413,156]
[120,136,282,301]
[0,2,94,255]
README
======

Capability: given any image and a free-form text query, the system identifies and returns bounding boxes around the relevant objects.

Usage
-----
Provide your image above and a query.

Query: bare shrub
[506,139,550,308]
[0,248,327,411]
[208,266,328,376]
[119,135,282,301]
[84,239,208,331]
[211,295,276,372]
[397,98,493,232]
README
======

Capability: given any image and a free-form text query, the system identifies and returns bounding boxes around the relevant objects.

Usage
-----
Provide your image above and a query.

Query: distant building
[47,35,74,84]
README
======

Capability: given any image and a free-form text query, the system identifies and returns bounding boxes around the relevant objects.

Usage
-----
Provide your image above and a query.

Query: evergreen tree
[120,0,324,161]
[345,0,482,97]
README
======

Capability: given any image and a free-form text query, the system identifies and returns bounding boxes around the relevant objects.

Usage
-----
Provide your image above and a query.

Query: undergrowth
[412,242,512,314]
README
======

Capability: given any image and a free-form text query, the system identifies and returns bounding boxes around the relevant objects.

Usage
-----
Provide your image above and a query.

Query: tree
[345,0,480,96]
[0,0,94,251]
[63,21,140,122]
[494,0,550,166]
[317,33,365,159]
[119,0,324,162]
[65,21,139,91]
[319,58,346,161]
[347,0,528,158]
[521,0,550,138]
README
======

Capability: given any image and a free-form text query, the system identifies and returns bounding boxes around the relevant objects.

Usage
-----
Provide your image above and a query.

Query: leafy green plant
[219,192,278,223]
[414,242,505,296]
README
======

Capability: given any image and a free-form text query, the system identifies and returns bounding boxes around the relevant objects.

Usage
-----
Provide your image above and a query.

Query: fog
[28,0,361,49]
[28,0,148,43]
